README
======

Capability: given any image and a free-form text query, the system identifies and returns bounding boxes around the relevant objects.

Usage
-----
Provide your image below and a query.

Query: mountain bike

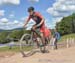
[19,28,50,57]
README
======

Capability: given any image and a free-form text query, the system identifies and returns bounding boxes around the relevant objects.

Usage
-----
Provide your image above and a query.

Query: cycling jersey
[27,12,44,25]
[27,12,45,32]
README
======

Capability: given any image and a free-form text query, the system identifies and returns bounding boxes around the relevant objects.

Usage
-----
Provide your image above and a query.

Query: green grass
[0,46,33,52]
[58,33,75,42]
[0,33,75,52]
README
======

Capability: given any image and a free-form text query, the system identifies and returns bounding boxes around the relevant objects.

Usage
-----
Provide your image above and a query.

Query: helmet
[28,7,34,12]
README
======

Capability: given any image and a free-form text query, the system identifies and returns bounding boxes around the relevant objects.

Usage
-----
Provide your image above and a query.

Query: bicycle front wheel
[19,34,36,57]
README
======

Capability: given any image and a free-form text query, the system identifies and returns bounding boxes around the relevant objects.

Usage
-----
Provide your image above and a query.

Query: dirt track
[0,46,75,63]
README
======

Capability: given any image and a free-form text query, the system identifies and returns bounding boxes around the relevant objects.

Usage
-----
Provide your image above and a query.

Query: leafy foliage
[0,29,31,44]
[56,13,75,35]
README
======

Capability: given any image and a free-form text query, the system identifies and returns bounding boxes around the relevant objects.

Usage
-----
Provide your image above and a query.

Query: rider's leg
[54,38,58,49]
[32,24,46,47]
[40,32,50,53]
[32,25,40,47]
[45,37,48,45]
[40,32,46,46]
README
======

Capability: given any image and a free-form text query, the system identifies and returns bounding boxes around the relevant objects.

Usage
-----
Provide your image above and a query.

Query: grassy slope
[59,33,75,42]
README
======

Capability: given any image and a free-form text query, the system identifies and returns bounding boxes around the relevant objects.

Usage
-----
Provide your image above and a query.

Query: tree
[72,13,75,33]
[9,29,31,41]
[9,30,24,40]
[0,31,9,44]
[56,13,75,35]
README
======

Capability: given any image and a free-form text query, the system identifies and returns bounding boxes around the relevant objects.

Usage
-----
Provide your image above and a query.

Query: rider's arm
[24,16,31,27]
[36,12,45,27]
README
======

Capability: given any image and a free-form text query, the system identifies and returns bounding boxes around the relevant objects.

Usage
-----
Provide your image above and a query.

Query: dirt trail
[0,46,75,63]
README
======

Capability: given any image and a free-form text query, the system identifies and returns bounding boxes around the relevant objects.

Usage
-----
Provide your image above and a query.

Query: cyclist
[24,7,47,47]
